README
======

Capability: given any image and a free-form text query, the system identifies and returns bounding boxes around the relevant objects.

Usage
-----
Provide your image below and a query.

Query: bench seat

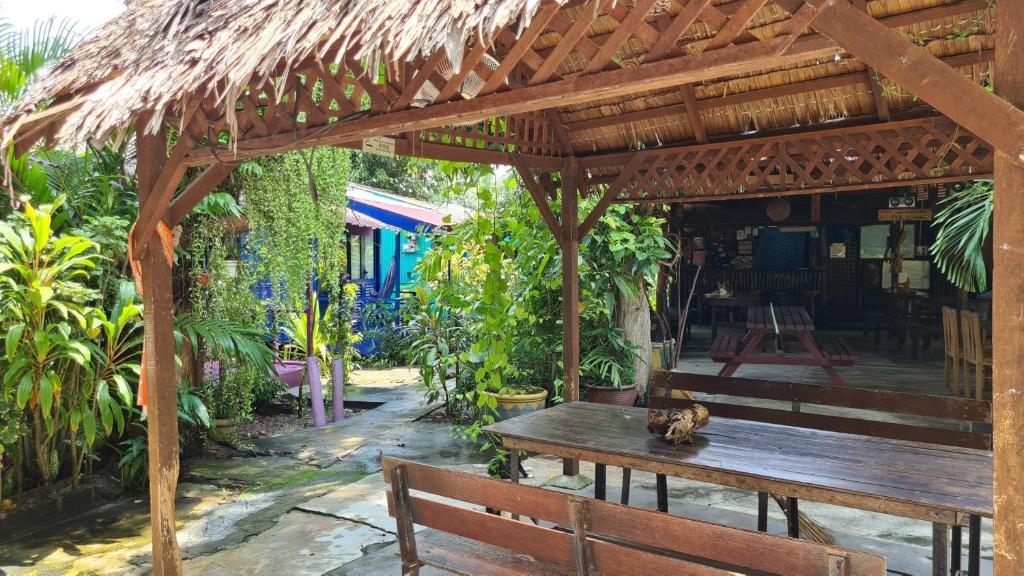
[826,337,858,366]
[709,335,739,362]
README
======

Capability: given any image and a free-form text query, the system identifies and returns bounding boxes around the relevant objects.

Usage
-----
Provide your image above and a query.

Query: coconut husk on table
[647,405,710,445]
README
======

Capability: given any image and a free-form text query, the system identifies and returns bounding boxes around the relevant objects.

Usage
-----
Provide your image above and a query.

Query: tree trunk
[616,269,652,399]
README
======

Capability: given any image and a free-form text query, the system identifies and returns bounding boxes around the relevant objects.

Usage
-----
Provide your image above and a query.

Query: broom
[771,495,836,545]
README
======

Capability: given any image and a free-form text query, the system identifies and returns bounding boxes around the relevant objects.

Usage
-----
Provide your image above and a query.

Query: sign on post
[362,136,397,158]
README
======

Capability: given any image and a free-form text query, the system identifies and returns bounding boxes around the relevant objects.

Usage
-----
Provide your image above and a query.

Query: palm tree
[2,17,79,209]
[0,17,79,110]
[930,180,993,293]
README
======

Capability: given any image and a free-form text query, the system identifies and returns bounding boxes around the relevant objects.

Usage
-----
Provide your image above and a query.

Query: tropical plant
[280,300,335,367]
[117,382,212,491]
[931,180,993,293]
[406,286,467,416]
[0,201,139,487]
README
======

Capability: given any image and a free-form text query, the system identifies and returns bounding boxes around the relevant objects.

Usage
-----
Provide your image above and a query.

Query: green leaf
[5,323,24,360]
[38,374,53,415]
[16,373,33,408]
[83,410,97,445]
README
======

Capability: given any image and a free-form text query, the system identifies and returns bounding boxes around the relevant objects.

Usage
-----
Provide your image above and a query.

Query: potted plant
[480,384,549,421]
[581,326,640,406]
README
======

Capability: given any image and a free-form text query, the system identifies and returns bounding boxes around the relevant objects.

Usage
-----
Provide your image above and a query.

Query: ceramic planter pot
[209,418,237,443]
[585,384,638,406]
[481,388,548,421]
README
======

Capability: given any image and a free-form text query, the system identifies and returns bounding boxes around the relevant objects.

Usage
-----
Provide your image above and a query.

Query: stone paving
[0,360,994,575]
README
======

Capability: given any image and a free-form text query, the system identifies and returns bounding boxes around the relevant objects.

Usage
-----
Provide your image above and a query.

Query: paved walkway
[0,364,993,575]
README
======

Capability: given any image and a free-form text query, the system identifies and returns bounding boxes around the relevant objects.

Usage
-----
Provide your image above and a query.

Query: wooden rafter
[705,0,770,51]
[796,0,1024,161]
[678,84,707,143]
[566,49,992,134]
[184,32,837,166]
[479,3,560,95]
[530,0,609,85]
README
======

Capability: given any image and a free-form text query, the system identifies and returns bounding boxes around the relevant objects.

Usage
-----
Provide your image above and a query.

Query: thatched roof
[1,0,562,149]
[0,0,997,178]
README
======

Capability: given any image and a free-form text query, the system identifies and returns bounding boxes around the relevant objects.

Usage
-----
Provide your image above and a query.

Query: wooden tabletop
[747,305,814,332]
[486,402,992,524]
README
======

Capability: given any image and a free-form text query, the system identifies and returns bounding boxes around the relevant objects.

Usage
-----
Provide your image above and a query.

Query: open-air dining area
[0,0,1022,575]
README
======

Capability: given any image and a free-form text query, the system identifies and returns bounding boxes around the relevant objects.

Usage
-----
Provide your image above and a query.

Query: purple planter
[274,360,306,389]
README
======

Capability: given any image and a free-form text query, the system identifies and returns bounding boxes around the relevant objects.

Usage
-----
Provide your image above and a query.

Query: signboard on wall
[362,136,397,158]
[878,208,932,221]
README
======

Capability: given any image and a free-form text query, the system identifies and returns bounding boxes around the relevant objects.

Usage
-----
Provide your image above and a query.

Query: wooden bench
[825,337,858,366]
[708,334,738,362]
[650,371,992,449]
[382,456,885,575]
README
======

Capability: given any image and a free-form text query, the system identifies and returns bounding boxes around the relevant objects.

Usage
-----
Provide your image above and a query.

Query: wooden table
[705,295,758,340]
[715,304,850,386]
[486,402,992,576]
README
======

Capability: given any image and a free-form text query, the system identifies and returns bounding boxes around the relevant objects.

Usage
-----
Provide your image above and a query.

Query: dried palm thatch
[0,0,567,151]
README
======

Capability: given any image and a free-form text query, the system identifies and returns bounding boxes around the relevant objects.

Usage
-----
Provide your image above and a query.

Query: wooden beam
[478,2,561,95]
[801,0,1024,163]
[704,0,770,51]
[531,0,607,85]
[168,164,236,226]
[561,157,581,407]
[993,4,1024,573]
[583,0,662,74]
[184,33,828,166]
[645,0,712,62]
[546,109,575,154]
[678,84,707,143]
[511,155,563,243]
[578,153,645,237]
[566,49,993,134]
[560,157,581,477]
[136,126,183,575]
[614,174,990,204]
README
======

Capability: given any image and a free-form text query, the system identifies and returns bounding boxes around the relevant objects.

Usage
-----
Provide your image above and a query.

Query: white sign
[362,136,396,158]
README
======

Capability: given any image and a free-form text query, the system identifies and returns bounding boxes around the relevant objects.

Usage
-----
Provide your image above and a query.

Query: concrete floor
[0,338,993,575]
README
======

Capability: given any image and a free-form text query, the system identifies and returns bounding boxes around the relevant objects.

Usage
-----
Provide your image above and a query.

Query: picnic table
[486,401,992,576]
[705,294,759,340]
[711,304,854,386]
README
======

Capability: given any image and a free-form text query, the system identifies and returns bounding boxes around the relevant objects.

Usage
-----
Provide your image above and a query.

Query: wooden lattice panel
[608,117,993,201]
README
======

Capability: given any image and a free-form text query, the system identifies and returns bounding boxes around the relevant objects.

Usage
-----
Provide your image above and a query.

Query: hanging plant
[239,148,351,307]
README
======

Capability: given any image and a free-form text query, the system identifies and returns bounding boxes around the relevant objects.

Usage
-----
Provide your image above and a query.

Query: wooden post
[993,5,1024,573]
[136,129,183,575]
[561,158,580,477]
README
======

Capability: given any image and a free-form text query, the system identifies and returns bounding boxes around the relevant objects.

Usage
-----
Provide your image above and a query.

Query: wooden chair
[942,306,962,395]
[960,309,992,401]
[382,456,886,576]
[858,289,889,345]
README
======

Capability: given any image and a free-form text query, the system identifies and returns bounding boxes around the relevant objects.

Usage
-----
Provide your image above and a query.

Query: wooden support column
[993,4,1024,572]
[136,128,183,575]
[561,158,581,477]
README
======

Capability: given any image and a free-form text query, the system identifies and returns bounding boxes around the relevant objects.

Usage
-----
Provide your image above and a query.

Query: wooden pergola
[2,0,1023,573]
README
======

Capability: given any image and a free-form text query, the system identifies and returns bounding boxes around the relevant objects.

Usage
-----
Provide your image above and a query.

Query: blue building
[343,183,467,354]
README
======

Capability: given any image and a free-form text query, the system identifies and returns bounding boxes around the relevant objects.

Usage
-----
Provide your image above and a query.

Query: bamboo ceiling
[0,0,998,201]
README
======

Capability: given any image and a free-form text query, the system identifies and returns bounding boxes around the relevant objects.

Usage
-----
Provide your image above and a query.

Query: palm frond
[930,181,993,293]
[174,314,275,375]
